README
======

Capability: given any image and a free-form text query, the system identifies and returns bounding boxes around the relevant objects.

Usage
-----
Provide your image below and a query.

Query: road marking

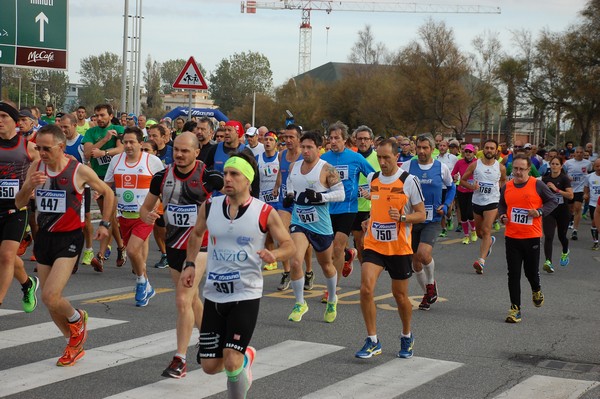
[494,375,599,399]
[0,309,22,316]
[82,288,173,304]
[301,356,463,398]
[66,286,135,301]
[0,329,182,396]
[106,340,344,398]
[0,317,127,350]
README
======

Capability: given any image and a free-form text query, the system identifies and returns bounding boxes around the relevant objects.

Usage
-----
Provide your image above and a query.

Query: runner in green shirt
[82,104,124,179]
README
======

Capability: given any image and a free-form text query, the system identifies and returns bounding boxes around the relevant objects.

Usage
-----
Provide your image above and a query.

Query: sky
[67,0,589,87]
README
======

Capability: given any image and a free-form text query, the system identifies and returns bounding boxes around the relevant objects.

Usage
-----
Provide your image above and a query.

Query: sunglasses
[464,150,473,153]
[34,144,59,152]
[141,148,153,152]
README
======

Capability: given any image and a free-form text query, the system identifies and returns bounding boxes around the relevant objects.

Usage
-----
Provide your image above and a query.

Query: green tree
[142,55,163,117]
[495,56,528,146]
[78,52,122,110]
[33,70,70,111]
[209,51,273,115]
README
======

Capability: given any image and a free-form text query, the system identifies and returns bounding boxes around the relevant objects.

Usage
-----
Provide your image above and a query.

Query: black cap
[18,109,36,121]
[0,102,20,122]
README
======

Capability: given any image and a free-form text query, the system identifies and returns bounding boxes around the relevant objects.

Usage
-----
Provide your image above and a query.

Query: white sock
[136,275,147,284]
[423,259,435,285]
[368,335,378,343]
[401,332,411,338]
[414,269,427,292]
[291,278,304,304]
[175,353,186,362]
[326,273,337,303]
[67,310,81,323]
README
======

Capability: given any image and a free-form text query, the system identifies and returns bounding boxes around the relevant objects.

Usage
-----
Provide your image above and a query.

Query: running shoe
[116,246,127,267]
[487,236,496,257]
[455,225,462,233]
[245,346,256,389]
[277,272,291,291]
[137,283,156,307]
[426,282,438,304]
[418,295,430,310]
[104,245,112,259]
[593,242,600,251]
[582,213,589,220]
[321,290,329,303]
[446,218,454,231]
[90,253,104,272]
[68,309,88,349]
[324,298,337,323]
[461,236,470,245]
[154,254,169,269]
[505,304,521,323]
[398,334,414,359]
[438,229,447,238]
[135,281,147,304]
[162,356,187,379]
[288,301,308,322]
[263,261,278,271]
[568,221,574,230]
[304,271,314,291]
[473,259,484,275]
[17,233,32,256]
[21,276,39,313]
[493,220,501,231]
[355,337,382,359]
[29,255,36,262]
[532,290,544,307]
[342,248,357,277]
[470,231,478,243]
[571,230,578,240]
[560,251,570,267]
[81,249,94,265]
[543,260,554,273]
[56,345,85,367]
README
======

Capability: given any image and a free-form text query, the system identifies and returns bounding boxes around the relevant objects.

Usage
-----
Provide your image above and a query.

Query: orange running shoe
[17,234,32,256]
[56,345,85,367]
[342,248,357,277]
[68,309,88,349]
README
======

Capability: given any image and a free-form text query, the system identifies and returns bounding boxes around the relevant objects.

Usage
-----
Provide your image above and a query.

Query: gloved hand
[297,189,324,205]
[282,193,295,208]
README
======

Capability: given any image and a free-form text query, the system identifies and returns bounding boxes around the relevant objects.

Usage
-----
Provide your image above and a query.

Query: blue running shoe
[398,334,414,359]
[137,282,155,307]
[487,236,496,257]
[104,245,112,259]
[560,250,570,267]
[135,281,147,304]
[355,338,382,359]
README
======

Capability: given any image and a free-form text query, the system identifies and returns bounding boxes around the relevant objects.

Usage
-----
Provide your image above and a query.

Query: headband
[264,131,278,141]
[224,156,255,183]
[0,102,20,122]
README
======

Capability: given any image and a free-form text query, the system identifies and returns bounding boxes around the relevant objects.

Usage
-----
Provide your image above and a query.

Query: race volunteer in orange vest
[104,127,165,307]
[356,139,425,361]
[498,154,557,324]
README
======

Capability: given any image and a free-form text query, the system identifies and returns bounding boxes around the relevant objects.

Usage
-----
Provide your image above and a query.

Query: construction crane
[241,1,501,74]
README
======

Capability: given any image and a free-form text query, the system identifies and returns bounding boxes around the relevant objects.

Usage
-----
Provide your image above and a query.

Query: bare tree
[348,25,389,65]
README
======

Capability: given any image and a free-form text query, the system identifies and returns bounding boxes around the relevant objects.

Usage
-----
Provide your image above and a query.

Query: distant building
[162,90,215,111]
[63,83,85,111]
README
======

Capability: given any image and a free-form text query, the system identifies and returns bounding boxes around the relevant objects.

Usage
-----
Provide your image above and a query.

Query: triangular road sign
[173,56,208,90]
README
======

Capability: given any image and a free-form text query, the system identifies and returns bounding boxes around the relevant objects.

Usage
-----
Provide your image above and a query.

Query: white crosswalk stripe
[301,356,463,398]
[0,317,127,350]
[493,375,600,399]
[1,311,598,399]
[107,340,344,398]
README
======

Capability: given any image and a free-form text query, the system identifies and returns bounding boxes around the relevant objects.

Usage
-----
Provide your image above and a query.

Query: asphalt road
[1,218,599,399]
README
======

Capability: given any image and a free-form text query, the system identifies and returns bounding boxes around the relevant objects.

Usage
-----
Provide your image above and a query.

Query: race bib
[260,189,278,203]
[554,193,564,205]
[478,181,494,194]
[296,206,319,224]
[207,271,241,295]
[511,207,532,225]
[358,183,370,198]
[35,189,66,213]
[335,165,349,180]
[371,222,398,242]
[97,154,112,166]
[425,205,434,221]
[166,203,197,227]
[572,174,583,183]
[0,179,19,199]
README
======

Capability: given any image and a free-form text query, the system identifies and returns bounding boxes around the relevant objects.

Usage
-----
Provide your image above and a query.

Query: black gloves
[296,189,324,205]
[282,193,295,208]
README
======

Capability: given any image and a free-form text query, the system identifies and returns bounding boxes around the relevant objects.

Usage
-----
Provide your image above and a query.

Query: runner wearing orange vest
[356,139,425,360]
[498,154,557,323]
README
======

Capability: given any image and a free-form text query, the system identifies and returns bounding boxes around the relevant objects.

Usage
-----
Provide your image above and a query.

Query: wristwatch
[537,208,543,217]
[184,261,196,269]
[400,214,407,223]
[99,220,111,229]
